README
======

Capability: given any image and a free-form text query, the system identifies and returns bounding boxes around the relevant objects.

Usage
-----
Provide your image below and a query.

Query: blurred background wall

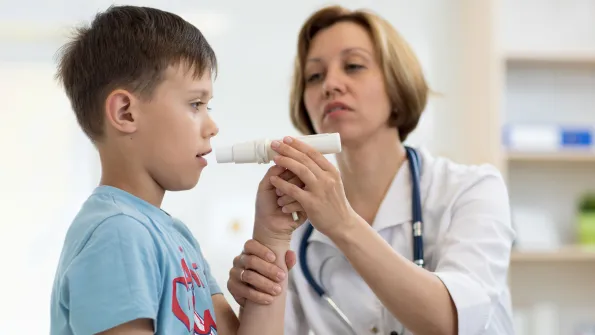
[0,0,594,334]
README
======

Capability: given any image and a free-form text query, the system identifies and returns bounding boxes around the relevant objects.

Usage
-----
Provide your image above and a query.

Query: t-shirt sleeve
[61,214,161,334]
[171,218,222,296]
[202,254,222,295]
[193,242,222,296]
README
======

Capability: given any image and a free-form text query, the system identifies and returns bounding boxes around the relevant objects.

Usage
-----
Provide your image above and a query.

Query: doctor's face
[302,22,392,144]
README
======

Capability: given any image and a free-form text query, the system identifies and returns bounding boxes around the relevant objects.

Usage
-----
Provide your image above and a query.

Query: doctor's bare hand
[227,239,297,306]
[269,136,357,237]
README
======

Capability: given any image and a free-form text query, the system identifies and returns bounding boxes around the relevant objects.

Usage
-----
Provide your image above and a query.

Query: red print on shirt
[172,247,217,334]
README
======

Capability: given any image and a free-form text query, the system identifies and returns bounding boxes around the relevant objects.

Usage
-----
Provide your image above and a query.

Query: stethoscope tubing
[298,146,424,335]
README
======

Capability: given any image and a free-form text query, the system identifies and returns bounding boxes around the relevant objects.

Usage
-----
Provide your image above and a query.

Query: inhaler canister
[215,133,342,164]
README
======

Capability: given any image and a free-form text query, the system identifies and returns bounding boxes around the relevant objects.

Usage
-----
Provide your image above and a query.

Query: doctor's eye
[306,73,322,83]
[345,63,364,72]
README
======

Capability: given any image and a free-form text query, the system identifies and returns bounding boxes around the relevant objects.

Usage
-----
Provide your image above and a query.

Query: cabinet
[498,0,595,333]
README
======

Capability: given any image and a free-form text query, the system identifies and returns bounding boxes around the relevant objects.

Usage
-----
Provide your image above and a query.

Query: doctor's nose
[322,70,346,98]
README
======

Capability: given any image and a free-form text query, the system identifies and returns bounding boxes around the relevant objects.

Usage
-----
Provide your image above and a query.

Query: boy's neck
[100,175,165,208]
[98,149,165,208]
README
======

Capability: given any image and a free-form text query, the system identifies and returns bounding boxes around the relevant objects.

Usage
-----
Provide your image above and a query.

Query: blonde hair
[289,6,429,142]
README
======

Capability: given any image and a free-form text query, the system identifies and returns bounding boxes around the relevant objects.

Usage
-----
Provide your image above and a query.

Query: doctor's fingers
[276,173,304,197]
[280,203,305,216]
[227,270,273,305]
[277,193,297,207]
[234,253,287,283]
[276,177,305,203]
[278,168,295,181]
[240,239,278,265]
[229,267,280,301]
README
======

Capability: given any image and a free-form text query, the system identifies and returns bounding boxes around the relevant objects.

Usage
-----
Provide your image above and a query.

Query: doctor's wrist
[328,212,368,245]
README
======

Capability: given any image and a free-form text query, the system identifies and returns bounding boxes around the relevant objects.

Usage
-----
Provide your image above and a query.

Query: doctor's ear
[104,89,140,135]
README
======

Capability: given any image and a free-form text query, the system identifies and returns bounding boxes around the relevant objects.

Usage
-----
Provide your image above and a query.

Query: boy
[50,5,298,335]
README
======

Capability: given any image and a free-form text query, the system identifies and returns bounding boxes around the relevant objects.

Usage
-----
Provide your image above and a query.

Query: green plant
[578,192,595,245]
[579,193,595,213]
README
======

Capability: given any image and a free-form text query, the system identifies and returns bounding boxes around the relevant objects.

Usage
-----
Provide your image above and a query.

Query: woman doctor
[227,5,515,335]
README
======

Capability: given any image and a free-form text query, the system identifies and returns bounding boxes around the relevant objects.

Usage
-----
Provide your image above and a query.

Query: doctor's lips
[323,101,353,118]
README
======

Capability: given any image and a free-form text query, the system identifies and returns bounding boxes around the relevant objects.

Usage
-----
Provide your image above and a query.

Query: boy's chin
[162,173,202,192]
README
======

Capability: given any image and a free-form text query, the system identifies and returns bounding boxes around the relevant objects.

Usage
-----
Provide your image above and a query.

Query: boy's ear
[104,89,139,135]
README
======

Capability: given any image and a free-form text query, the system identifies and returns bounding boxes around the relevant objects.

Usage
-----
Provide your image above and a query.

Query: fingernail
[271,140,280,148]
[284,136,293,144]
[266,252,275,262]
[277,271,286,280]
[274,285,282,294]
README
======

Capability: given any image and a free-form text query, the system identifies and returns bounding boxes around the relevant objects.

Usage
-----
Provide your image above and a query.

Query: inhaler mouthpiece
[215,133,342,164]
[215,141,269,164]
[215,145,234,163]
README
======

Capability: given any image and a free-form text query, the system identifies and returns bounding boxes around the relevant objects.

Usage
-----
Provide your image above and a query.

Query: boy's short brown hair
[56,5,217,142]
[289,6,429,142]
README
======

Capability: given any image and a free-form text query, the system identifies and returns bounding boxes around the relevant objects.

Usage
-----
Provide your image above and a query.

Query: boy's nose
[204,114,219,138]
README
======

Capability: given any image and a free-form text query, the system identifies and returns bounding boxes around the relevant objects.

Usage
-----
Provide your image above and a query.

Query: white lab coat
[284,147,515,335]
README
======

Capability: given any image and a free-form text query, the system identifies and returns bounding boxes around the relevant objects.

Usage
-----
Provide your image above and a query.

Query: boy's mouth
[196,149,212,158]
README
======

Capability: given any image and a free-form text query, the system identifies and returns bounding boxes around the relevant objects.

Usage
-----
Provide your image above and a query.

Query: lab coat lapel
[371,158,413,232]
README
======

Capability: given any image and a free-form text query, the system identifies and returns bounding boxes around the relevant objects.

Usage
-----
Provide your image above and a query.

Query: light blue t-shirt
[50,186,222,335]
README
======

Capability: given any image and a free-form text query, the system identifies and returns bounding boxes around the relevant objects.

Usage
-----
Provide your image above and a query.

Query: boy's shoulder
[51,186,170,334]
[61,186,167,255]
[73,185,162,228]
[51,186,223,335]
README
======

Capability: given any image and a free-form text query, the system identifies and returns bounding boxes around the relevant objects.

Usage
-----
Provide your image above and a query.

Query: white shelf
[499,1,595,332]
[506,151,595,163]
[506,51,595,65]
[511,245,595,263]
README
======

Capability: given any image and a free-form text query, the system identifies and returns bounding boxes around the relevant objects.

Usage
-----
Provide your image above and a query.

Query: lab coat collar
[307,146,432,247]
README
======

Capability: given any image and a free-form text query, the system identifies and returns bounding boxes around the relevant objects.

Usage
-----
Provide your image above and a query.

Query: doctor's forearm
[331,216,457,335]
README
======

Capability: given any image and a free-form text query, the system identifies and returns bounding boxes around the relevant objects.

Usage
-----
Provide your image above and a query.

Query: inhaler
[215,133,342,164]
[215,133,342,220]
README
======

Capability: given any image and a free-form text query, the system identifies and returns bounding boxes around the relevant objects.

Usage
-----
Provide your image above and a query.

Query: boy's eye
[190,102,212,111]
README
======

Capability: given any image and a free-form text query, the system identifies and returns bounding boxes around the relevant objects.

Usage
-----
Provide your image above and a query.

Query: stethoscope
[298,146,424,335]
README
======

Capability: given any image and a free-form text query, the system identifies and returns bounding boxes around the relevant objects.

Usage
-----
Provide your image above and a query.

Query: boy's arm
[211,238,289,335]
[236,236,290,335]
[63,215,161,334]
[213,165,302,334]
[212,294,240,334]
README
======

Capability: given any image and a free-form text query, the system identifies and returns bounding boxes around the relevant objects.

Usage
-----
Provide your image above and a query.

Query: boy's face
[133,64,218,191]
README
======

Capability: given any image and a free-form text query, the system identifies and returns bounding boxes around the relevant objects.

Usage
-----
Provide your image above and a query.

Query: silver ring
[240,269,245,282]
